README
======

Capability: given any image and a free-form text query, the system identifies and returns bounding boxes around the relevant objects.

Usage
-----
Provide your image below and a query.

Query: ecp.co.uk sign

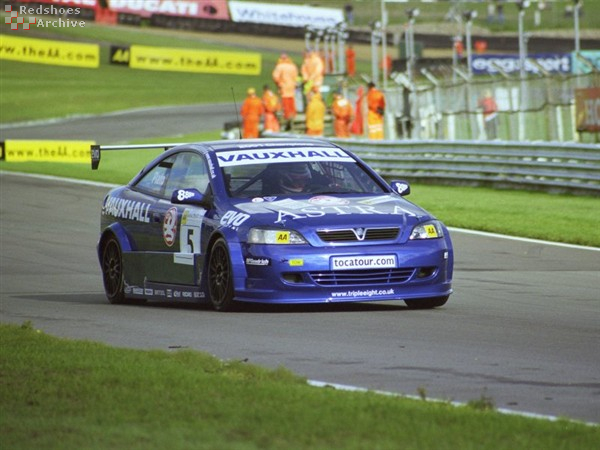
[471,54,572,75]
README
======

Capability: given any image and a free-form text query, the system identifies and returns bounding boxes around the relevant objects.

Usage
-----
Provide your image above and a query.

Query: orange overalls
[305,93,326,136]
[350,86,365,136]
[262,89,281,132]
[241,94,264,139]
[367,86,386,140]
[332,96,353,138]
[346,46,356,77]
[272,56,299,120]
[301,51,325,97]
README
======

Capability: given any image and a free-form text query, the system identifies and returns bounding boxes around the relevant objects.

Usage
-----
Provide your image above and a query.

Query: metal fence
[380,71,599,143]
[266,132,600,196]
[331,71,598,144]
[329,138,600,196]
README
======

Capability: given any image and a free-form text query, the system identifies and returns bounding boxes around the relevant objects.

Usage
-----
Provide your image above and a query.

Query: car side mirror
[171,188,209,207]
[390,180,411,196]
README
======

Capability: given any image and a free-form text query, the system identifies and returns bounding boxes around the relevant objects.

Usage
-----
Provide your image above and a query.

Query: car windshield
[221,159,388,198]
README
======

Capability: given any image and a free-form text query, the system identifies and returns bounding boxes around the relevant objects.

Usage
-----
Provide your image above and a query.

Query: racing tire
[404,296,449,310]
[208,238,237,312]
[101,236,126,304]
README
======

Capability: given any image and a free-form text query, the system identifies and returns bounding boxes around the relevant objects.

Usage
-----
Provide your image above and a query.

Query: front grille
[308,268,415,286]
[317,227,399,243]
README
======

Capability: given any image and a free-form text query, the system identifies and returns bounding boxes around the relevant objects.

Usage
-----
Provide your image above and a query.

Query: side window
[164,152,210,194]
[134,155,175,197]
[183,154,210,193]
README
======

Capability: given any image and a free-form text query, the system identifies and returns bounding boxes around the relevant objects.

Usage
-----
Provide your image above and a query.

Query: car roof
[174,138,341,155]
[208,138,339,151]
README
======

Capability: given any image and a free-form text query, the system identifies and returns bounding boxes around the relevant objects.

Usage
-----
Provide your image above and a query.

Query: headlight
[248,228,307,245]
[409,220,444,240]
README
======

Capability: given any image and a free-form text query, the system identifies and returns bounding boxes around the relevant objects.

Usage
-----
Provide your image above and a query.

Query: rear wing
[91,143,187,170]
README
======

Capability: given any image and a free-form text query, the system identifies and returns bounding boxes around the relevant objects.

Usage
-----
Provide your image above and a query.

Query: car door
[125,151,210,287]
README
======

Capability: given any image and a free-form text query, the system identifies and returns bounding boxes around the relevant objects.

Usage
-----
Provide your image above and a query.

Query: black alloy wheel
[101,236,126,304]
[208,238,236,311]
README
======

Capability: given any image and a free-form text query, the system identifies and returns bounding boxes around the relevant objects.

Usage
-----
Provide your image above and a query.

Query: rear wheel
[208,238,236,311]
[101,236,125,304]
[404,296,449,310]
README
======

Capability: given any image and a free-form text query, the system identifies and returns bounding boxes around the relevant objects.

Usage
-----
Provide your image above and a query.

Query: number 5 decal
[180,208,206,254]
[183,226,199,253]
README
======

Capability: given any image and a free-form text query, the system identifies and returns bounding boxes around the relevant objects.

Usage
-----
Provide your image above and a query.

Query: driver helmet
[277,163,312,193]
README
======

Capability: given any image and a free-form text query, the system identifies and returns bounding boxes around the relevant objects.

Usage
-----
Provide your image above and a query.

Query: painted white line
[0,107,167,129]
[0,115,93,129]
[0,103,229,129]
[307,380,598,426]
[2,170,598,252]
[448,227,600,252]
[0,170,118,189]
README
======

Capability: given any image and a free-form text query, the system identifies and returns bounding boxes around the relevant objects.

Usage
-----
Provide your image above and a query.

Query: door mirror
[390,180,411,196]
[171,188,208,206]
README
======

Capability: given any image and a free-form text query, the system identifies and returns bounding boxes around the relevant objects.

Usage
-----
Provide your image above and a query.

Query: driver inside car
[277,163,313,193]
[262,162,330,195]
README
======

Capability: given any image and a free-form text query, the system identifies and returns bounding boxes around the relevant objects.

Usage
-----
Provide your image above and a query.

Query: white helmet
[277,163,312,193]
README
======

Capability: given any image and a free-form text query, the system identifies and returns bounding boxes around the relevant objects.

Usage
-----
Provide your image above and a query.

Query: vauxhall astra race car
[92,138,453,311]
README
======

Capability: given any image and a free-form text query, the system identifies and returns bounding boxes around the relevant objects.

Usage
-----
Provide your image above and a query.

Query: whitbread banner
[228,1,344,29]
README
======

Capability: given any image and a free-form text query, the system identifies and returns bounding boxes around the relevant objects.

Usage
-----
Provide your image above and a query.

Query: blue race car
[93,138,453,311]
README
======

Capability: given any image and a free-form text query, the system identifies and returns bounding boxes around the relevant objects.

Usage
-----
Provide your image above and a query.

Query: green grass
[0,24,370,123]
[0,19,374,123]
[0,21,285,123]
[408,185,600,247]
[2,323,598,450]
[0,57,278,124]
[283,0,600,32]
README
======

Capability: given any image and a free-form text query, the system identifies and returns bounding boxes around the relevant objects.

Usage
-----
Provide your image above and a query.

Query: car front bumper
[232,239,453,304]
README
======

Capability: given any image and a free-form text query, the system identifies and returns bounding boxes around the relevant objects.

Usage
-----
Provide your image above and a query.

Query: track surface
[0,103,236,143]
[1,108,599,423]
[1,172,599,423]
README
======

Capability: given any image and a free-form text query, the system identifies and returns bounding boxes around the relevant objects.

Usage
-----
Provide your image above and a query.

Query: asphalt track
[0,103,236,143]
[1,108,599,424]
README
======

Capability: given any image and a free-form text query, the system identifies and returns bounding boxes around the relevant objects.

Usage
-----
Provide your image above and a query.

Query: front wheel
[101,236,125,304]
[404,296,449,310]
[207,238,237,311]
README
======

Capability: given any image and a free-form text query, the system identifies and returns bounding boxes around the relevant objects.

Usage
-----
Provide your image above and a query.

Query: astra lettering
[274,204,411,223]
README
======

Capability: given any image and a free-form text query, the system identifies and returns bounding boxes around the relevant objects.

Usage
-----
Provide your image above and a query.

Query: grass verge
[0,21,279,123]
[2,322,598,450]
[408,185,600,248]
[0,21,372,123]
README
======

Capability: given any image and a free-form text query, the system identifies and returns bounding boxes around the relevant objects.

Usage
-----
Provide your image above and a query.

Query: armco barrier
[268,135,600,196]
[337,139,600,196]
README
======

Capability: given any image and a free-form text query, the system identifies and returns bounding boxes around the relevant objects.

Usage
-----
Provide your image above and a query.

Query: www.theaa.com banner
[129,45,261,75]
[2,140,95,163]
[0,35,99,68]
